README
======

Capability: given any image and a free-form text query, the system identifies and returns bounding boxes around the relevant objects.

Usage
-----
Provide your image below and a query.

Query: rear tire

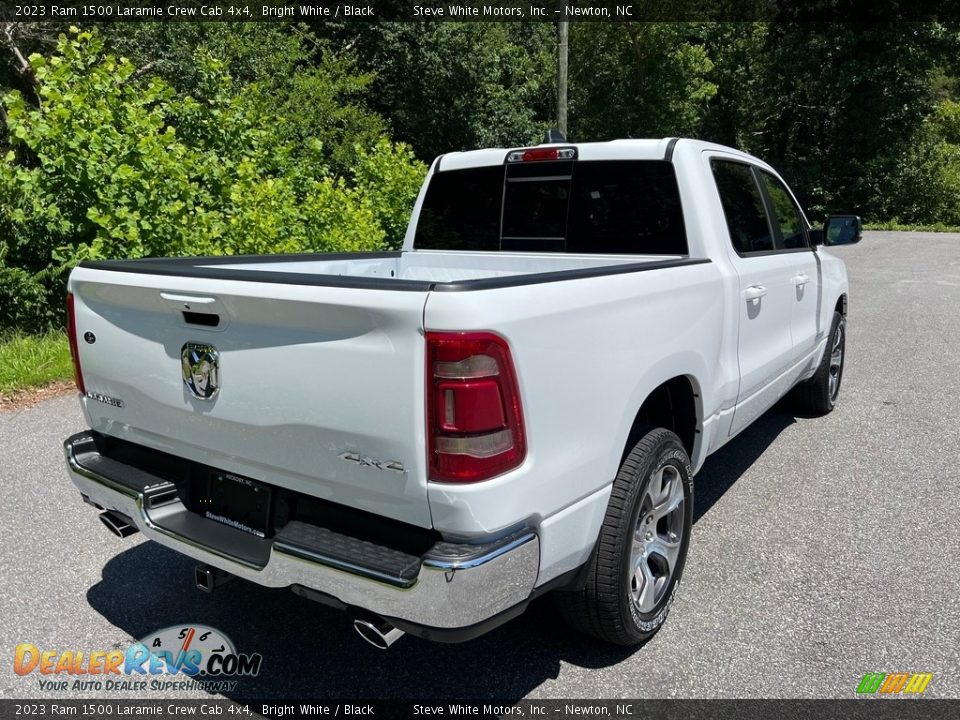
[793,311,845,415]
[555,427,693,646]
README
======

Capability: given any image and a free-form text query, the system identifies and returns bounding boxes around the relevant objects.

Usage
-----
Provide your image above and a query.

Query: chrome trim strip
[63,436,540,628]
[423,532,538,571]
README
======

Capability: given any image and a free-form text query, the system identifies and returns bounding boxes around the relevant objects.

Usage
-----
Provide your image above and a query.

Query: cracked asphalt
[1,231,958,701]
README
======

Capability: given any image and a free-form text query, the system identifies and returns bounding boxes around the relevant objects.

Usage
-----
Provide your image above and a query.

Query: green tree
[569,23,717,140]
[0,28,425,332]
[700,22,770,149]
[98,22,390,178]
[869,99,960,226]
[744,23,952,219]
[330,22,556,160]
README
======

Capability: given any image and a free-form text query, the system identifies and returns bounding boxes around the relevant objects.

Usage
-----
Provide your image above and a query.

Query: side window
[567,160,687,255]
[760,172,808,249]
[710,160,774,254]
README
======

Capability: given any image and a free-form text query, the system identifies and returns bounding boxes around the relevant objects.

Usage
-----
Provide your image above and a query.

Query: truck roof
[436,138,756,172]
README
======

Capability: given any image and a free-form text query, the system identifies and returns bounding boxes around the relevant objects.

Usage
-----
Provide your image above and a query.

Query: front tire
[555,427,693,646]
[793,311,845,415]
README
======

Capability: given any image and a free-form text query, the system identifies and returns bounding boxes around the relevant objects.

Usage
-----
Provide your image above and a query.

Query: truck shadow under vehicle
[692,400,798,523]
[84,404,798,700]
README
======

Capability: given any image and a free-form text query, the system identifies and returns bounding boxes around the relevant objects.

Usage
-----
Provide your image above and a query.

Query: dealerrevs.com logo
[14,625,262,693]
[856,672,934,696]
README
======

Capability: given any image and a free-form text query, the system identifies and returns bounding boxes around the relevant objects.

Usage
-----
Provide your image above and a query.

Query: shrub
[0,28,426,333]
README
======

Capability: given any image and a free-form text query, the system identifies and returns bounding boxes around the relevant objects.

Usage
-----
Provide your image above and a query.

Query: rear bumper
[64,432,540,631]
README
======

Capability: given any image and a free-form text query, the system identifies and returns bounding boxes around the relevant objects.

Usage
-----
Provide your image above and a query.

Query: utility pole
[557,1,569,136]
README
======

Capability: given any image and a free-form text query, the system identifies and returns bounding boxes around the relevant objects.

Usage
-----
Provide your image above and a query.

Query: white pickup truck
[63,138,861,648]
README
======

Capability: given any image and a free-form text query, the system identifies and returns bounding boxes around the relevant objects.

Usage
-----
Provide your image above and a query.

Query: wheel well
[835,294,847,315]
[623,376,698,460]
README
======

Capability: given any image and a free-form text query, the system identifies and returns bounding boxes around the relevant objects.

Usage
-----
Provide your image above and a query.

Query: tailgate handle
[160,292,217,308]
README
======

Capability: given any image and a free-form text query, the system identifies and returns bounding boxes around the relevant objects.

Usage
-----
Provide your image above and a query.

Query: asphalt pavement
[1,231,959,701]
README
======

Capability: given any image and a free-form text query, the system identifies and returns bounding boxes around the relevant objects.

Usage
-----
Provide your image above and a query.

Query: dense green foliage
[870,98,960,226]
[322,21,958,225]
[0,26,424,331]
[336,23,557,161]
[739,23,958,222]
[97,23,391,176]
[569,23,718,139]
[0,20,958,336]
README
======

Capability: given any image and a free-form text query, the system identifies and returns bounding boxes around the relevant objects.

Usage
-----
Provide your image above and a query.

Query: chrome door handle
[790,274,810,286]
[744,285,768,301]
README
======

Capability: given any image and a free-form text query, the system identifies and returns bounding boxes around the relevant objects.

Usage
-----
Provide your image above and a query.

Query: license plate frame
[202,470,272,538]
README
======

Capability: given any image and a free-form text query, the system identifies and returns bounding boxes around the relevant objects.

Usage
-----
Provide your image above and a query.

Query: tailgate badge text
[339,452,406,474]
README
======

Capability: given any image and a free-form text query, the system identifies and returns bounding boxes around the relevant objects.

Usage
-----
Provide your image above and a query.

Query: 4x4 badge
[339,452,406,474]
[181,343,220,400]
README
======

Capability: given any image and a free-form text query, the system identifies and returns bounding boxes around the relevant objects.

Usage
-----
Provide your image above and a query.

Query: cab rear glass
[414,160,688,255]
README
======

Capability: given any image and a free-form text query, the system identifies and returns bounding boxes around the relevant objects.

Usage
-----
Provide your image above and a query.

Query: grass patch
[0,330,74,395]
[864,222,960,233]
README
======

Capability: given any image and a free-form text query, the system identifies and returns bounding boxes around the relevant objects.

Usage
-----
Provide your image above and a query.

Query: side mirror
[821,215,862,246]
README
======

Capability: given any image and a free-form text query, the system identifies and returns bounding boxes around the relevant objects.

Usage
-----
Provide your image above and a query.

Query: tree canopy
[0,20,958,333]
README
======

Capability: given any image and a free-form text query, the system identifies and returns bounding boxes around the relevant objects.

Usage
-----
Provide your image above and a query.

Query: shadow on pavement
[693,401,798,523]
[87,546,632,700]
[86,404,800,701]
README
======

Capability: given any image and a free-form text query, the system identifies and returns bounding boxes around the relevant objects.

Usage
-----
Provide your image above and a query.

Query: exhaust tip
[353,618,404,650]
[99,511,138,538]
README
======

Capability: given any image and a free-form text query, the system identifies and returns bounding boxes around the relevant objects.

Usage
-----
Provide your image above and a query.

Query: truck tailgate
[69,267,431,527]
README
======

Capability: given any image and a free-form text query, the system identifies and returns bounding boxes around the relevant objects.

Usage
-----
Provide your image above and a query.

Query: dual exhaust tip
[97,510,404,649]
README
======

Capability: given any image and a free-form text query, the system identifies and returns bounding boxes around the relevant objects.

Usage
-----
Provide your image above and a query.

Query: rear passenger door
[710,158,806,437]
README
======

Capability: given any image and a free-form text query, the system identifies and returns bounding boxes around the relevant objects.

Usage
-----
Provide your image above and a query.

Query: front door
[756,170,821,361]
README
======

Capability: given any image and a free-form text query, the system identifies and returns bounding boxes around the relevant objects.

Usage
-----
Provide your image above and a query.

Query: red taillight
[66,292,86,395]
[426,332,526,483]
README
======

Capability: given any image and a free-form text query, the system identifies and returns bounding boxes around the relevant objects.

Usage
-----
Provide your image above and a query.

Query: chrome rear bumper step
[64,431,540,630]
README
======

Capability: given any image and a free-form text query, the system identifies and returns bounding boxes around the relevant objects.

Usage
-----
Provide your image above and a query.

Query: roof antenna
[544,128,567,144]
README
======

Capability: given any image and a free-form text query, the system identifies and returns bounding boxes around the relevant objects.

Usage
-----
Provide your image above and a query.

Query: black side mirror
[821,215,862,246]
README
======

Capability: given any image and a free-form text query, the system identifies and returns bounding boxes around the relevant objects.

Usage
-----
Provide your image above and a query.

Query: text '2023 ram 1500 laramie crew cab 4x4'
[63,138,861,648]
